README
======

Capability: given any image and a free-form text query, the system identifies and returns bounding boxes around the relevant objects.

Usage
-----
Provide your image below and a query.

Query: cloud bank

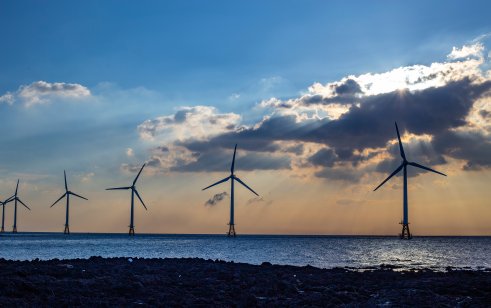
[134,42,491,181]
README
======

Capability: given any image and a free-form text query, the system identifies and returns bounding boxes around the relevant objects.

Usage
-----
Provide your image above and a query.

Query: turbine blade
[395,122,406,161]
[408,162,447,176]
[106,186,131,190]
[234,176,259,196]
[64,170,68,191]
[50,193,67,208]
[133,164,146,185]
[133,189,147,210]
[69,192,88,201]
[15,179,19,195]
[373,163,404,191]
[17,198,31,211]
[202,176,231,191]
[230,144,237,174]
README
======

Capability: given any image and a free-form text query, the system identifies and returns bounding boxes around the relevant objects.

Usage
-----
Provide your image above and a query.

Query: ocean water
[0,233,490,270]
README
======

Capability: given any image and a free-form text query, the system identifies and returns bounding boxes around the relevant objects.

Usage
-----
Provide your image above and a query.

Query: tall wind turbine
[202,144,259,237]
[50,170,88,234]
[106,164,147,235]
[4,180,31,233]
[373,122,447,239]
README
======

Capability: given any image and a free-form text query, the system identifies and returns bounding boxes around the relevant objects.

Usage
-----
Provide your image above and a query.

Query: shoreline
[1,257,490,306]
[2,231,491,237]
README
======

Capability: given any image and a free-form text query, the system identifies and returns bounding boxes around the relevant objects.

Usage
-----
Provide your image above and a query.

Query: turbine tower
[373,122,447,239]
[202,144,259,237]
[4,180,31,233]
[50,170,88,234]
[106,164,147,235]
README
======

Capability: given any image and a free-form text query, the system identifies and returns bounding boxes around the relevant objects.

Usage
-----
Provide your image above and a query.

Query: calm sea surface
[0,233,489,270]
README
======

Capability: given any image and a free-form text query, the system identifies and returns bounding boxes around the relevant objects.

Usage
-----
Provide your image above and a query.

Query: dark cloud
[334,78,362,95]
[301,79,363,106]
[172,78,491,177]
[283,143,304,155]
[137,71,490,180]
[479,110,490,119]
[177,115,321,154]
[314,167,361,182]
[307,79,491,151]
[170,150,291,172]
[205,192,228,206]
[308,148,337,167]
[433,130,491,170]
[210,79,490,156]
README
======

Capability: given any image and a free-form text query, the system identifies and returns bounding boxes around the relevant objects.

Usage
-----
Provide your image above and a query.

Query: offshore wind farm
[1,0,490,306]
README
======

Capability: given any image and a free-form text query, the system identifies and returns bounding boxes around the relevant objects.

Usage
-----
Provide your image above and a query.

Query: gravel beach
[1,257,490,306]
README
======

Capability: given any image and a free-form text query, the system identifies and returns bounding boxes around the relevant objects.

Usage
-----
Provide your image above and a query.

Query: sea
[0,233,490,270]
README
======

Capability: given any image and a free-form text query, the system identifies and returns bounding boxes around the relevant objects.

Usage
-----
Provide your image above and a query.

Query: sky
[0,0,490,235]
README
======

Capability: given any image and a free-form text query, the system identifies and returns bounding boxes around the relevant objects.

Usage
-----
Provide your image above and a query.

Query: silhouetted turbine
[106,164,147,235]
[373,122,447,239]
[50,170,88,234]
[4,180,31,233]
[0,197,8,233]
[202,144,259,237]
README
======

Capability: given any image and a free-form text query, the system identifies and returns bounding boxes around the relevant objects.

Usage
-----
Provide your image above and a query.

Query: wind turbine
[373,122,447,239]
[0,197,8,233]
[50,170,88,234]
[4,180,31,233]
[202,144,259,237]
[106,164,147,235]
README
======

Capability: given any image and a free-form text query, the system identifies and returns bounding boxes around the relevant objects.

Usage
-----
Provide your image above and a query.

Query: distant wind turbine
[50,170,88,234]
[4,180,31,233]
[373,122,447,239]
[0,197,8,233]
[202,144,259,237]
[106,164,147,235]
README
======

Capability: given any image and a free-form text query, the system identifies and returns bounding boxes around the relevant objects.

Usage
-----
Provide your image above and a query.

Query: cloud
[126,148,134,157]
[134,144,289,173]
[229,93,240,101]
[204,192,228,206]
[308,148,338,167]
[433,130,491,171]
[1,81,91,107]
[0,92,14,105]
[134,41,491,180]
[137,106,241,141]
[80,172,95,183]
[247,196,273,206]
[447,43,485,60]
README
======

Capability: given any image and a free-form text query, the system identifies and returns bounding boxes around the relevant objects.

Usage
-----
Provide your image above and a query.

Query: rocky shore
[0,257,490,306]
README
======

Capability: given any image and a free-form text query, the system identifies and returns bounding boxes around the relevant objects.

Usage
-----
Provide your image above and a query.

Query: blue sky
[0,1,490,234]
[2,1,490,99]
